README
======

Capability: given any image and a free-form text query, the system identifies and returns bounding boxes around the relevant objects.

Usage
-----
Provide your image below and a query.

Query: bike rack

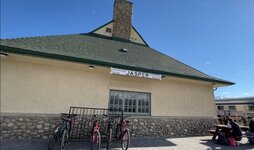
[68,106,123,139]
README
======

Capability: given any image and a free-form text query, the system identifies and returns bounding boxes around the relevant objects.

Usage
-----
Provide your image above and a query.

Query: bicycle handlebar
[60,113,77,121]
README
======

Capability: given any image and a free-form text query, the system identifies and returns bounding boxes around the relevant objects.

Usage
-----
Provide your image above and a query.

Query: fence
[217,110,254,125]
[68,107,123,139]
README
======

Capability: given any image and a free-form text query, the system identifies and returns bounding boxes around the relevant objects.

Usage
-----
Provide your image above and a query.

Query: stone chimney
[113,0,133,40]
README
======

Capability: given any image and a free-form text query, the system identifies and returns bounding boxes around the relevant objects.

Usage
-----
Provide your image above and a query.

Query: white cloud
[243,93,250,96]
[222,92,229,95]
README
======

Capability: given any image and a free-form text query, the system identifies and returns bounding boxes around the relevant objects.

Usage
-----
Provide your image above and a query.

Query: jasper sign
[110,67,162,80]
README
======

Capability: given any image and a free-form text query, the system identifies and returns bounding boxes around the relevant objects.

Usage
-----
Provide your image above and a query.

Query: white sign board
[110,67,162,80]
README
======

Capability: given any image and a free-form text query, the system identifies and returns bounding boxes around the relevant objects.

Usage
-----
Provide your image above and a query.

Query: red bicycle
[90,115,101,150]
[115,115,130,150]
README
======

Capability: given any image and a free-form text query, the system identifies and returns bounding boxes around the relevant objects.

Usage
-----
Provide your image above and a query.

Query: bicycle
[102,114,114,150]
[115,114,130,150]
[90,115,101,150]
[48,113,76,150]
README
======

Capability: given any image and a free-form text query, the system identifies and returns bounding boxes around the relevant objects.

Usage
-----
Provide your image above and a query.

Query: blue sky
[1,0,254,98]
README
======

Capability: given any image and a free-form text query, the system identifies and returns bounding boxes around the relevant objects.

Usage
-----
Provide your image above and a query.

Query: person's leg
[246,132,254,144]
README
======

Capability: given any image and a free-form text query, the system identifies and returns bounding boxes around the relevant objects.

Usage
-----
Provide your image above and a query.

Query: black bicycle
[102,113,115,150]
[48,113,76,150]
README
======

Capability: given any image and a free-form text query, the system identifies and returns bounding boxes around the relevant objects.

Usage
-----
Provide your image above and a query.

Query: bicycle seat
[61,113,69,116]
[69,114,77,117]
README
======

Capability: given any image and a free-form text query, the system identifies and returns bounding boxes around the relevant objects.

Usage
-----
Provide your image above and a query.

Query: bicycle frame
[91,117,100,142]
[54,116,70,136]
[114,113,130,150]
[118,116,130,139]
[60,114,73,134]
[48,113,76,150]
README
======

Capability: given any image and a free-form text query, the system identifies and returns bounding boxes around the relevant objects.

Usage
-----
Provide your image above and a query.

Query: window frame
[245,105,254,111]
[217,105,224,110]
[228,105,236,110]
[108,89,151,116]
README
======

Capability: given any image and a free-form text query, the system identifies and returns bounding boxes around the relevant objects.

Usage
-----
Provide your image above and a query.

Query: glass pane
[110,90,151,115]
[138,100,141,105]
[229,106,236,110]
[217,106,224,110]
[110,96,114,104]
[129,100,132,105]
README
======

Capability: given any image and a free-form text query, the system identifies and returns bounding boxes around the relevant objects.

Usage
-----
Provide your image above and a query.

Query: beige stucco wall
[1,54,217,117]
[151,78,216,116]
[94,22,114,37]
[130,27,146,45]
[93,22,146,45]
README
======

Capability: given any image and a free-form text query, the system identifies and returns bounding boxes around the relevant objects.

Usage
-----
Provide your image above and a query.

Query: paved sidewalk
[1,136,253,150]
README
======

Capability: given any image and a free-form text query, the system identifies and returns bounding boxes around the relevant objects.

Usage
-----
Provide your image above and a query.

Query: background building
[215,97,254,125]
[216,97,254,111]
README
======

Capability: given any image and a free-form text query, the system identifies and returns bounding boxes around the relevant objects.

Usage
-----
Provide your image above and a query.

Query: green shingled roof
[0,33,234,85]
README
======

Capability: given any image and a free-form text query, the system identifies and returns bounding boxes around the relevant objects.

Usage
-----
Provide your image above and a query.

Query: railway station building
[0,0,234,139]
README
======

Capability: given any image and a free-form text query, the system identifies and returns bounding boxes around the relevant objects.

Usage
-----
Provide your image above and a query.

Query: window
[245,105,254,111]
[106,27,112,33]
[229,105,236,110]
[217,106,224,110]
[109,90,151,115]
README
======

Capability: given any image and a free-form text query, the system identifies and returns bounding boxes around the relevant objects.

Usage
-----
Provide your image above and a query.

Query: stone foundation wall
[1,113,60,139]
[1,113,217,139]
[128,117,217,138]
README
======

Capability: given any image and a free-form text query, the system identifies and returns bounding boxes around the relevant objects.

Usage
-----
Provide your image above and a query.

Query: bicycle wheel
[115,124,121,140]
[90,130,101,150]
[60,129,68,150]
[106,128,112,150]
[48,134,58,150]
[121,130,130,150]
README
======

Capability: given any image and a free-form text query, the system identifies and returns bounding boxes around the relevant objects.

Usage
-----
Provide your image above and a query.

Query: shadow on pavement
[1,139,48,150]
[199,139,254,150]
[112,138,176,148]
[1,138,176,150]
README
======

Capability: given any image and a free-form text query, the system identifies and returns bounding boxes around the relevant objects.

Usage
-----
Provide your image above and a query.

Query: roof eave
[0,45,235,86]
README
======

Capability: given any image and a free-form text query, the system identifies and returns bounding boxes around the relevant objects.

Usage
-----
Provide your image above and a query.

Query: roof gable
[91,21,148,46]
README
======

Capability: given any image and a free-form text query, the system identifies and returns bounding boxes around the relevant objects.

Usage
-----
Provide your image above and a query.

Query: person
[246,118,254,144]
[226,115,243,141]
